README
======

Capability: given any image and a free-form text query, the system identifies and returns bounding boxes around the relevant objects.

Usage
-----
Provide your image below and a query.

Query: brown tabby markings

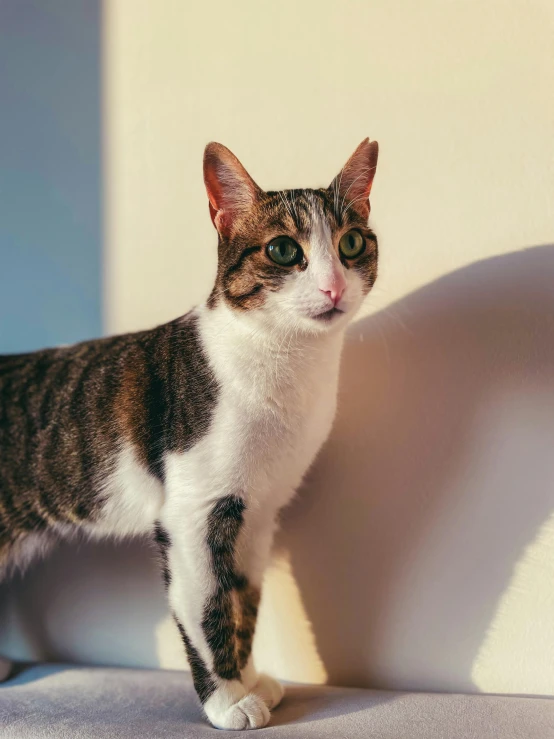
[157,496,259,694]
[114,319,219,483]
[202,495,250,681]
[0,314,218,566]
[208,189,378,311]
[0,344,118,555]
[236,580,261,670]
[175,616,217,704]
[153,522,171,589]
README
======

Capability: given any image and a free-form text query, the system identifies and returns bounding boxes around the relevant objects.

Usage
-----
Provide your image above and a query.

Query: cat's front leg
[233,509,285,711]
[157,492,280,730]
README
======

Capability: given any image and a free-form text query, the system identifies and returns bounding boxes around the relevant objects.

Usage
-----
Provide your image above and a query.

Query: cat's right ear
[203,143,262,237]
[329,138,379,220]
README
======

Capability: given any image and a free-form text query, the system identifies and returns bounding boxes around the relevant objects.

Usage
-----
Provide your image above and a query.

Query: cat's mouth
[311,307,345,322]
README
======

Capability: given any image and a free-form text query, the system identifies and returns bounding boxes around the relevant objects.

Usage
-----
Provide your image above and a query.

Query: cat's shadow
[278,243,554,694]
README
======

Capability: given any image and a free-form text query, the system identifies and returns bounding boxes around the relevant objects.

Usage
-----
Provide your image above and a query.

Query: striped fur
[0,139,379,728]
[0,313,216,563]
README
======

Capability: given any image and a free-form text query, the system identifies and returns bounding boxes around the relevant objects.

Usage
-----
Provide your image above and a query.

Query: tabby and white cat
[0,139,379,729]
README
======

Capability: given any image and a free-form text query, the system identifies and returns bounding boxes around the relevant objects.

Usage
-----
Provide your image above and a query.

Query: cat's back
[0,328,161,552]
[0,313,217,544]
[0,344,77,451]
[0,334,129,442]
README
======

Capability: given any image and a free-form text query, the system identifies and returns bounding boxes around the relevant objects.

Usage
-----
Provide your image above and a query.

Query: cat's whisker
[373,319,391,369]
[334,166,346,220]
[380,305,413,336]
[343,193,374,216]
[363,294,414,338]
[278,191,294,222]
[340,166,377,217]
[288,189,299,223]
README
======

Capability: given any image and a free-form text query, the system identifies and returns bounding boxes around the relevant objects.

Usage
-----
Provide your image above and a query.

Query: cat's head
[203,139,379,334]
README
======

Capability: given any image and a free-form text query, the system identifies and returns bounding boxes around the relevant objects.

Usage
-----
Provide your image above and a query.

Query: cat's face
[203,140,379,334]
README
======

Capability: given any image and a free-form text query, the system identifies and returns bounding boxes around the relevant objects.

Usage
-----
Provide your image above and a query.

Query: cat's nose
[320,286,345,306]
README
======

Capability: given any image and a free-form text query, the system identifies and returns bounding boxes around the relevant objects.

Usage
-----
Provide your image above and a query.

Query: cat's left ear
[329,138,379,219]
[203,143,262,236]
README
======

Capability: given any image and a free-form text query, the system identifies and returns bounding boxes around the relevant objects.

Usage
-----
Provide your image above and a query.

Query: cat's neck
[195,301,345,390]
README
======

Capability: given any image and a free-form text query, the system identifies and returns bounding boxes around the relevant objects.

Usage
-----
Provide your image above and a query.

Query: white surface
[2,0,554,697]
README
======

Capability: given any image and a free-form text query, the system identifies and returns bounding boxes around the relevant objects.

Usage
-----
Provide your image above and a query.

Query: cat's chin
[311,307,345,322]
[299,307,351,333]
[296,321,346,337]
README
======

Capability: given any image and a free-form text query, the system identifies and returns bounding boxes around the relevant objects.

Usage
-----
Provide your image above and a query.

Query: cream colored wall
[104,0,554,337]
[102,0,554,694]
[2,0,554,696]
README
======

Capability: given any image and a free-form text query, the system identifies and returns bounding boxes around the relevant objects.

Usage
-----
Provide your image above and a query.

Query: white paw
[253,673,284,710]
[206,692,270,730]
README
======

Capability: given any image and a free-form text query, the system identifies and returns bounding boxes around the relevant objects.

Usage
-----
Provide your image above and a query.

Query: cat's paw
[206,693,270,730]
[204,683,271,730]
[253,673,284,710]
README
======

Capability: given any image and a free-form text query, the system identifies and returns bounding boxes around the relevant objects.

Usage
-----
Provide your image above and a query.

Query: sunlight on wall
[102,0,554,335]
[254,552,327,684]
[154,551,328,683]
[472,512,554,695]
[156,615,189,671]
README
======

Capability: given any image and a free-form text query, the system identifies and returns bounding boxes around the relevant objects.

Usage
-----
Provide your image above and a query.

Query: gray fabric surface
[1,664,553,738]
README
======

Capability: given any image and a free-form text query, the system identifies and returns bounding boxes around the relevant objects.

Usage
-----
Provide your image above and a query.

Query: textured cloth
[1,664,553,738]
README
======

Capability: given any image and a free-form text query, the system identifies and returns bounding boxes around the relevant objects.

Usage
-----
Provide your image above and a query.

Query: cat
[0,138,379,729]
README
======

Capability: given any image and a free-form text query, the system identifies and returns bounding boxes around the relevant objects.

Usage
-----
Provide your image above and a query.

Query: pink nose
[320,286,345,306]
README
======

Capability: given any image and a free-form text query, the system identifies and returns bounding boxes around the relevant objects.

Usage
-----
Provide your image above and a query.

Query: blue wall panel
[0,0,102,353]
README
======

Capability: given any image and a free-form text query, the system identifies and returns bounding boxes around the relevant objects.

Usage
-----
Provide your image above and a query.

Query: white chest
[183,307,345,509]
[100,308,345,534]
[212,363,338,497]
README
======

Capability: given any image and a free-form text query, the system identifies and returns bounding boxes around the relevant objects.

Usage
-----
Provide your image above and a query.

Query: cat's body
[0,140,379,729]
[0,313,216,566]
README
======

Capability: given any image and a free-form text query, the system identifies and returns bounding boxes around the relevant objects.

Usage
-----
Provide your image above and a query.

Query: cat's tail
[0,656,12,681]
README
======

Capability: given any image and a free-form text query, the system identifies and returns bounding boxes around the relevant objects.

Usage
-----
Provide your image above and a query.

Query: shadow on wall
[278,244,554,693]
[0,536,167,668]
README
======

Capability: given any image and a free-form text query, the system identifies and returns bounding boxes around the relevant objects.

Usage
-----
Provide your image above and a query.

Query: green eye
[267,236,300,266]
[339,230,365,259]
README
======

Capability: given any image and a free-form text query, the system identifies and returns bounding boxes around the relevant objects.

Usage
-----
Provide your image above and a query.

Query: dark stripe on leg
[236,580,261,670]
[153,521,171,588]
[203,495,245,680]
[206,495,245,592]
[174,615,216,704]
[202,590,240,681]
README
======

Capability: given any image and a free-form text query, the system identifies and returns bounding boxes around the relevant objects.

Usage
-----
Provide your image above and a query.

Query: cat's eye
[339,230,365,259]
[266,236,300,266]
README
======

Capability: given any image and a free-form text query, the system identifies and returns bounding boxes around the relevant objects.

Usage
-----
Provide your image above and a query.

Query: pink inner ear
[208,201,218,227]
[203,142,262,236]
[204,162,237,236]
[332,139,379,218]
[204,160,226,213]
[213,209,233,235]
